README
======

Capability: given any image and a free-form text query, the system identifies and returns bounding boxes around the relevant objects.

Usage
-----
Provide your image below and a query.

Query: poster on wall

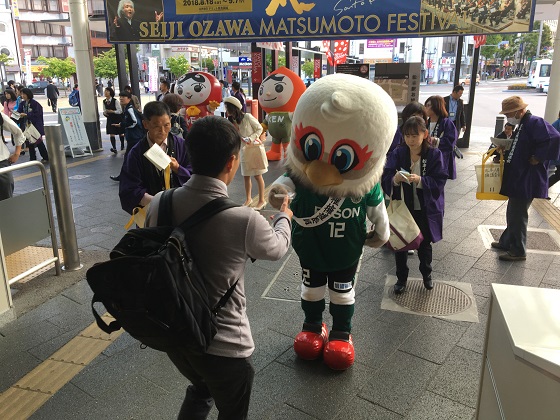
[104,0,537,44]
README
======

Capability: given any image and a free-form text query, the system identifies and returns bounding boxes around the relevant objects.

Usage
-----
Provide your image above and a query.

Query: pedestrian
[388,101,428,156]
[144,115,292,420]
[0,110,25,200]
[162,93,188,138]
[443,85,466,134]
[144,80,149,94]
[124,85,141,112]
[224,96,267,209]
[230,81,246,112]
[103,87,125,153]
[17,88,49,163]
[109,90,145,181]
[425,95,458,179]
[492,96,560,261]
[118,101,191,214]
[156,80,170,101]
[46,79,60,112]
[382,116,448,294]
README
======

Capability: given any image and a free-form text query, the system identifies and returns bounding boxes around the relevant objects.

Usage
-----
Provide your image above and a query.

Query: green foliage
[480,34,501,60]
[301,60,314,78]
[93,48,119,80]
[37,56,76,80]
[519,21,553,61]
[508,84,532,90]
[166,55,191,78]
[0,53,13,65]
[201,57,215,72]
[265,54,286,73]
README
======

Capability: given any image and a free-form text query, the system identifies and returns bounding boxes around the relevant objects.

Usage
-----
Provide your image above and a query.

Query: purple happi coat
[382,145,448,243]
[501,112,560,199]
[430,116,457,180]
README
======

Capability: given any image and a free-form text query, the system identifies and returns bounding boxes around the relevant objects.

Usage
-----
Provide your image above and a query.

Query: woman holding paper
[382,116,448,294]
[17,88,49,163]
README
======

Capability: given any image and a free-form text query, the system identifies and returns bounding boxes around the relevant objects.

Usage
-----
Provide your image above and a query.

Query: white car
[543,83,549,94]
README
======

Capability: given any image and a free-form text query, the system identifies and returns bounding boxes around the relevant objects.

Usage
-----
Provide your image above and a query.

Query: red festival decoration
[474,35,487,49]
[322,40,349,66]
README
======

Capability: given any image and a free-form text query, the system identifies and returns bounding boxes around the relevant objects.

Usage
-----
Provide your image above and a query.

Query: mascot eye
[176,86,183,95]
[193,83,204,93]
[300,133,322,161]
[331,144,359,174]
[259,85,264,96]
[275,84,284,93]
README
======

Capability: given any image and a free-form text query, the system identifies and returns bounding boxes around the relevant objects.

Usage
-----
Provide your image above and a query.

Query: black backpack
[86,189,239,353]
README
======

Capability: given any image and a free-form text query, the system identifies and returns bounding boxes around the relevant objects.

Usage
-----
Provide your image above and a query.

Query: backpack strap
[157,188,176,226]
[178,196,239,232]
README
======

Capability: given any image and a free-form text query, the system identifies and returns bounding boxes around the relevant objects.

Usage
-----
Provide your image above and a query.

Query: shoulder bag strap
[178,197,239,231]
[157,188,176,226]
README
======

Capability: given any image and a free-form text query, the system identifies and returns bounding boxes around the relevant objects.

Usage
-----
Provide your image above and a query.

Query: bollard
[45,125,82,271]
[494,115,505,137]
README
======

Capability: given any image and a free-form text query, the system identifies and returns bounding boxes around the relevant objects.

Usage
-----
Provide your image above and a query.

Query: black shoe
[491,241,505,250]
[120,146,125,151]
[499,252,526,261]
[110,175,120,181]
[41,159,49,164]
[393,281,407,295]
[423,276,434,290]
[20,150,25,156]
[110,148,117,154]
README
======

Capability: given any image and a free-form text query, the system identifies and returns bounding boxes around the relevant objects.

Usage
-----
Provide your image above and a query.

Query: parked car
[459,74,480,86]
[543,83,549,94]
[27,81,49,95]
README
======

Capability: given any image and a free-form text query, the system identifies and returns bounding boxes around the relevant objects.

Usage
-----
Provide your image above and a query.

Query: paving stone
[405,391,476,420]
[335,396,404,420]
[452,237,488,258]
[500,265,545,288]
[432,253,477,278]
[460,267,504,298]
[28,382,95,420]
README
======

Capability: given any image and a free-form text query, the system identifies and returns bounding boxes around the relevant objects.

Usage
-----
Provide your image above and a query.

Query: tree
[201,57,215,72]
[265,54,286,73]
[166,55,190,79]
[480,34,502,62]
[93,48,119,82]
[301,60,314,78]
[37,57,76,87]
[519,21,553,61]
[0,53,13,65]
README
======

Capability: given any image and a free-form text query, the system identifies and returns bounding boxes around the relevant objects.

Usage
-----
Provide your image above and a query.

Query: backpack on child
[86,189,239,353]
[68,90,79,107]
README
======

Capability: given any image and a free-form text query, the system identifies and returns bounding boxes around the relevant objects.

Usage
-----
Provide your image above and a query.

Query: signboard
[367,39,396,49]
[57,108,93,158]
[335,64,370,79]
[313,57,321,79]
[104,0,536,44]
[149,57,159,92]
[251,51,263,84]
[23,49,32,85]
[374,63,421,107]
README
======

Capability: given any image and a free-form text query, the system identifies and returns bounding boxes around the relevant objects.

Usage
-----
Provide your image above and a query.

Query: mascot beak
[304,160,343,186]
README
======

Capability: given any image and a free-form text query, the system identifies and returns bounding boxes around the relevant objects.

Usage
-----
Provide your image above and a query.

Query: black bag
[86,189,239,353]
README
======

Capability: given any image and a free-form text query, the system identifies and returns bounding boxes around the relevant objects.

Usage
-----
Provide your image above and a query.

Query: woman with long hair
[424,95,458,179]
[103,87,125,153]
[17,88,49,162]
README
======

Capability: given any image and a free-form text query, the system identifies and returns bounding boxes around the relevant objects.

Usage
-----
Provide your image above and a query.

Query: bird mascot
[258,67,306,161]
[268,73,397,370]
[173,71,222,129]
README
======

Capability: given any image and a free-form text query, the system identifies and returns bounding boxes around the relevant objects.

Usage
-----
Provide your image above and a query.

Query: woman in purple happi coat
[493,96,560,261]
[17,88,49,162]
[382,116,448,294]
[425,95,458,179]
[388,101,429,156]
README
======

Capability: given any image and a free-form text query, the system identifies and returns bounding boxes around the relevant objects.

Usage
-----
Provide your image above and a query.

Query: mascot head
[287,73,397,198]
[173,71,221,107]
[258,67,306,113]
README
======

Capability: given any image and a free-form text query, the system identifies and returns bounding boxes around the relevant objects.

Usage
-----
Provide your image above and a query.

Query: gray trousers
[0,159,13,201]
[499,197,533,256]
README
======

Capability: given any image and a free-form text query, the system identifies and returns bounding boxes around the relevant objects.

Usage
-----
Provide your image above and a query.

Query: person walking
[230,81,246,113]
[0,110,24,200]
[144,115,292,420]
[224,96,267,209]
[103,87,125,153]
[17,88,49,163]
[425,95,458,179]
[492,96,560,261]
[156,80,170,101]
[46,79,60,112]
[382,116,448,294]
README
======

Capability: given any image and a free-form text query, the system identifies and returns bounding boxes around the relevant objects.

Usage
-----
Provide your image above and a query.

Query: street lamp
[425,47,437,85]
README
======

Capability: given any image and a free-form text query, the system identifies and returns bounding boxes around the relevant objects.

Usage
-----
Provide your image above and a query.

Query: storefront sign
[367,39,396,49]
[104,0,536,44]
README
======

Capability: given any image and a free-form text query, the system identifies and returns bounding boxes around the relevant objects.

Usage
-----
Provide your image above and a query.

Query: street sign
[393,56,399,63]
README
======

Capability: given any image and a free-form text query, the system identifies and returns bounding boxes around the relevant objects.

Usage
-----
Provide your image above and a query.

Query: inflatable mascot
[268,74,397,370]
[258,67,306,161]
[173,71,222,128]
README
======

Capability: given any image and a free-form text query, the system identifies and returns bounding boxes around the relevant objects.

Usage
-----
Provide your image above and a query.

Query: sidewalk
[1,138,559,419]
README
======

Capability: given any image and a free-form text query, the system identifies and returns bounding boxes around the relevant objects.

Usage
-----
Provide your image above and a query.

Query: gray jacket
[146,174,291,358]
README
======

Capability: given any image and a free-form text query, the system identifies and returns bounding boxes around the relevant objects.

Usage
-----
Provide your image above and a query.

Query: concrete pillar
[68,0,102,151]
[0,230,15,327]
[115,44,128,93]
[544,9,560,123]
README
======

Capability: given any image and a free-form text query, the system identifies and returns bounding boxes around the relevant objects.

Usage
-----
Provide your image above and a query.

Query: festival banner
[367,39,396,49]
[104,0,537,44]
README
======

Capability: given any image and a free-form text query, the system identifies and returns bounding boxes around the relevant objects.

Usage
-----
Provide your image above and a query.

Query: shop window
[47,0,59,11]
[20,22,33,35]
[38,45,51,57]
[50,24,63,35]
[31,0,45,11]
[359,43,364,55]
[35,22,48,35]
[53,46,65,58]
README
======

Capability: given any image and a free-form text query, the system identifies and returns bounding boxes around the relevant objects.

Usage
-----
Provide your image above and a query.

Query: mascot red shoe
[269,74,397,370]
[173,71,221,129]
[258,67,306,161]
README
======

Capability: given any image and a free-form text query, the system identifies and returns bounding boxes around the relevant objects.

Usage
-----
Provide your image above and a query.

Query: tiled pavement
[1,126,560,419]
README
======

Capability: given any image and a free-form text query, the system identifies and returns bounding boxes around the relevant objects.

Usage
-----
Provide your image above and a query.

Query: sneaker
[491,241,505,250]
[499,252,526,261]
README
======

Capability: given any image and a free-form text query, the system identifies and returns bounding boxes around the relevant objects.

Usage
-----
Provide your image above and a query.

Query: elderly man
[0,111,25,200]
[110,0,163,42]
[492,96,560,261]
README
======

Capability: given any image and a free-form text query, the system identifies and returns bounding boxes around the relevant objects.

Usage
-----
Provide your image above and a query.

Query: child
[381,116,448,294]
[224,96,267,209]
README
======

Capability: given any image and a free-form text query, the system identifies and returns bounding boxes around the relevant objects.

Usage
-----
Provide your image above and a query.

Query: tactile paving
[389,279,473,316]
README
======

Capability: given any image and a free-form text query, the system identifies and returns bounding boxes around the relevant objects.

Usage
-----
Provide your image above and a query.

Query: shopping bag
[475,147,508,200]
[23,123,41,144]
[244,142,268,171]
[386,186,424,252]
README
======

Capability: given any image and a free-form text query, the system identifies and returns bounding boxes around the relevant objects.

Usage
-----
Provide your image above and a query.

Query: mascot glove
[365,229,388,248]
[294,322,328,360]
[268,184,294,210]
[208,100,220,111]
[323,331,355,370]
[186,106,201,117]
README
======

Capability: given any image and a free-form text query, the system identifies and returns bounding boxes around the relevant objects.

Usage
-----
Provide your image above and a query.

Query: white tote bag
[23,123,41,144]
[386,186,424,252]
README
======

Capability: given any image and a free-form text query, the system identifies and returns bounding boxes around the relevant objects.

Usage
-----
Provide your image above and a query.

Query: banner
[323,40,349,66]
[367,39,396,49]
[251,51,263,84]
[104,0,536,44]
[148,57,159,92]
[24,49,32,85]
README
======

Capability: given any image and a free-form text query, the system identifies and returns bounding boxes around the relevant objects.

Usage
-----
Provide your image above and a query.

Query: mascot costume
[258,67,306,161]
[173,71,221,128]
[268,74,397,370]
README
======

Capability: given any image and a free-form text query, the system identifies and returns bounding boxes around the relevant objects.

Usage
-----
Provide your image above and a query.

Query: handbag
[243,142,268,171]
[475,147,508,200]
[386,185,424,252]
[23,123,41,144]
